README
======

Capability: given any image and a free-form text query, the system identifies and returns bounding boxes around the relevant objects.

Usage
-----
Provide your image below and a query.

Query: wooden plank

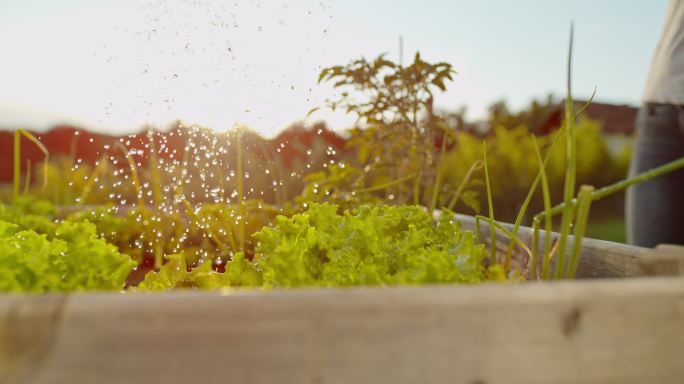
[640,244,684,276]
[1,278,684,384]
[453,214,651,278]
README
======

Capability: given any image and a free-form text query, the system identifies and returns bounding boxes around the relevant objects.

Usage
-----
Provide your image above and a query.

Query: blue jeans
[626,103,684,247]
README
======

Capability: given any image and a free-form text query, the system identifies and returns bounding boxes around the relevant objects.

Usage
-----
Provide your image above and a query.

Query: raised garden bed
[2,217,683,384]
[3,29,684,384]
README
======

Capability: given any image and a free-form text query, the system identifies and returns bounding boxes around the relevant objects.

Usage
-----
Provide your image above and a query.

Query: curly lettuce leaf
[0,197,58,236]
[135,251,261,291]
[0,219,135,293]
[254,203,486,288]
[54,220,136,291]
[221,251,262,287]
[134,253,190,291]
[0,221,66,292]
[136,203,488,290]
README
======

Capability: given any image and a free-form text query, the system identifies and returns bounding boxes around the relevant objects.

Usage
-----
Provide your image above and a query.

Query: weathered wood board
[2,215,684,384]
[1,278,684,384]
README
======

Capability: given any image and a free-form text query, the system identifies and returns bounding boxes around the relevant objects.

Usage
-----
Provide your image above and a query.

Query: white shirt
[643,0,684,104]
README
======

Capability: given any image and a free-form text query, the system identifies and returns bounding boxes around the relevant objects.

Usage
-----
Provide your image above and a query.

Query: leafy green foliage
[254,203,486,287]
[0,219,135,292]
[317,52,456,205]
[31,156,126,205]
[134,254,194,291]
[134,251,262,291]
[4,38,665,290]
[297,163,383,211]
[66,199,278,266]
[487,95,557,135]
[186,200,278,259]
[0,221,63,292]
[441,120,630,221]
[0,196,58,236]
[134,203,490,290]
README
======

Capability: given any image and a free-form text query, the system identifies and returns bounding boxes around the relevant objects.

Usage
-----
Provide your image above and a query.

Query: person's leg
[626,104,684,248]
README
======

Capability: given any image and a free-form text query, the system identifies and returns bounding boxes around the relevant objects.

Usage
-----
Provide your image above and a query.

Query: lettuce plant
[254,203,486,287]
[0,219,135,292]
[135,203,490,290]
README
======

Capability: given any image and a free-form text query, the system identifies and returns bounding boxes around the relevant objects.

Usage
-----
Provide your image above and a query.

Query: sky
[0,0,669,137]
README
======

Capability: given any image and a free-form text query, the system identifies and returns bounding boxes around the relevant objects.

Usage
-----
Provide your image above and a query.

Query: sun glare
[0,1,356,137]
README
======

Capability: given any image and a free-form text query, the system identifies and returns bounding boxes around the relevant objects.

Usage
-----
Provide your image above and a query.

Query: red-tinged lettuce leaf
[134,253,189,291]
[134,252,261,291]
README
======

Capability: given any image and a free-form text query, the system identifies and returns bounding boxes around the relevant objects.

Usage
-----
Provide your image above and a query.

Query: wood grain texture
[642,245,684,276]
[1,215,681,383]
[1,277,684,384]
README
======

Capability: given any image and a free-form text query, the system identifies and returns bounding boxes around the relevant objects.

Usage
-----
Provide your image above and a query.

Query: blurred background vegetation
[0,99,632,243]
[0,53,634,243]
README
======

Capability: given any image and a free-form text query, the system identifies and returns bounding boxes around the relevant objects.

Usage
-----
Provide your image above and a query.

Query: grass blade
[23,159,31,195]
[78,154,109,205]
[475,214,533,262]
[531,218,540,279]
[354,173,417,194]
[148,130,163,207]
[235,129,245,252]
[182,198,234,253]
[483,141,497,266]
[115,142,144,210]
[429,130,449,215]
[13,131,19,199]
[116,141,166,268]
[13,129,49,201]
[446,160,483,211]
[554,24,577,280]
[533,154,684,222]
[567,185,594,278]
[531,136,554,279]
[502,89,596,273]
